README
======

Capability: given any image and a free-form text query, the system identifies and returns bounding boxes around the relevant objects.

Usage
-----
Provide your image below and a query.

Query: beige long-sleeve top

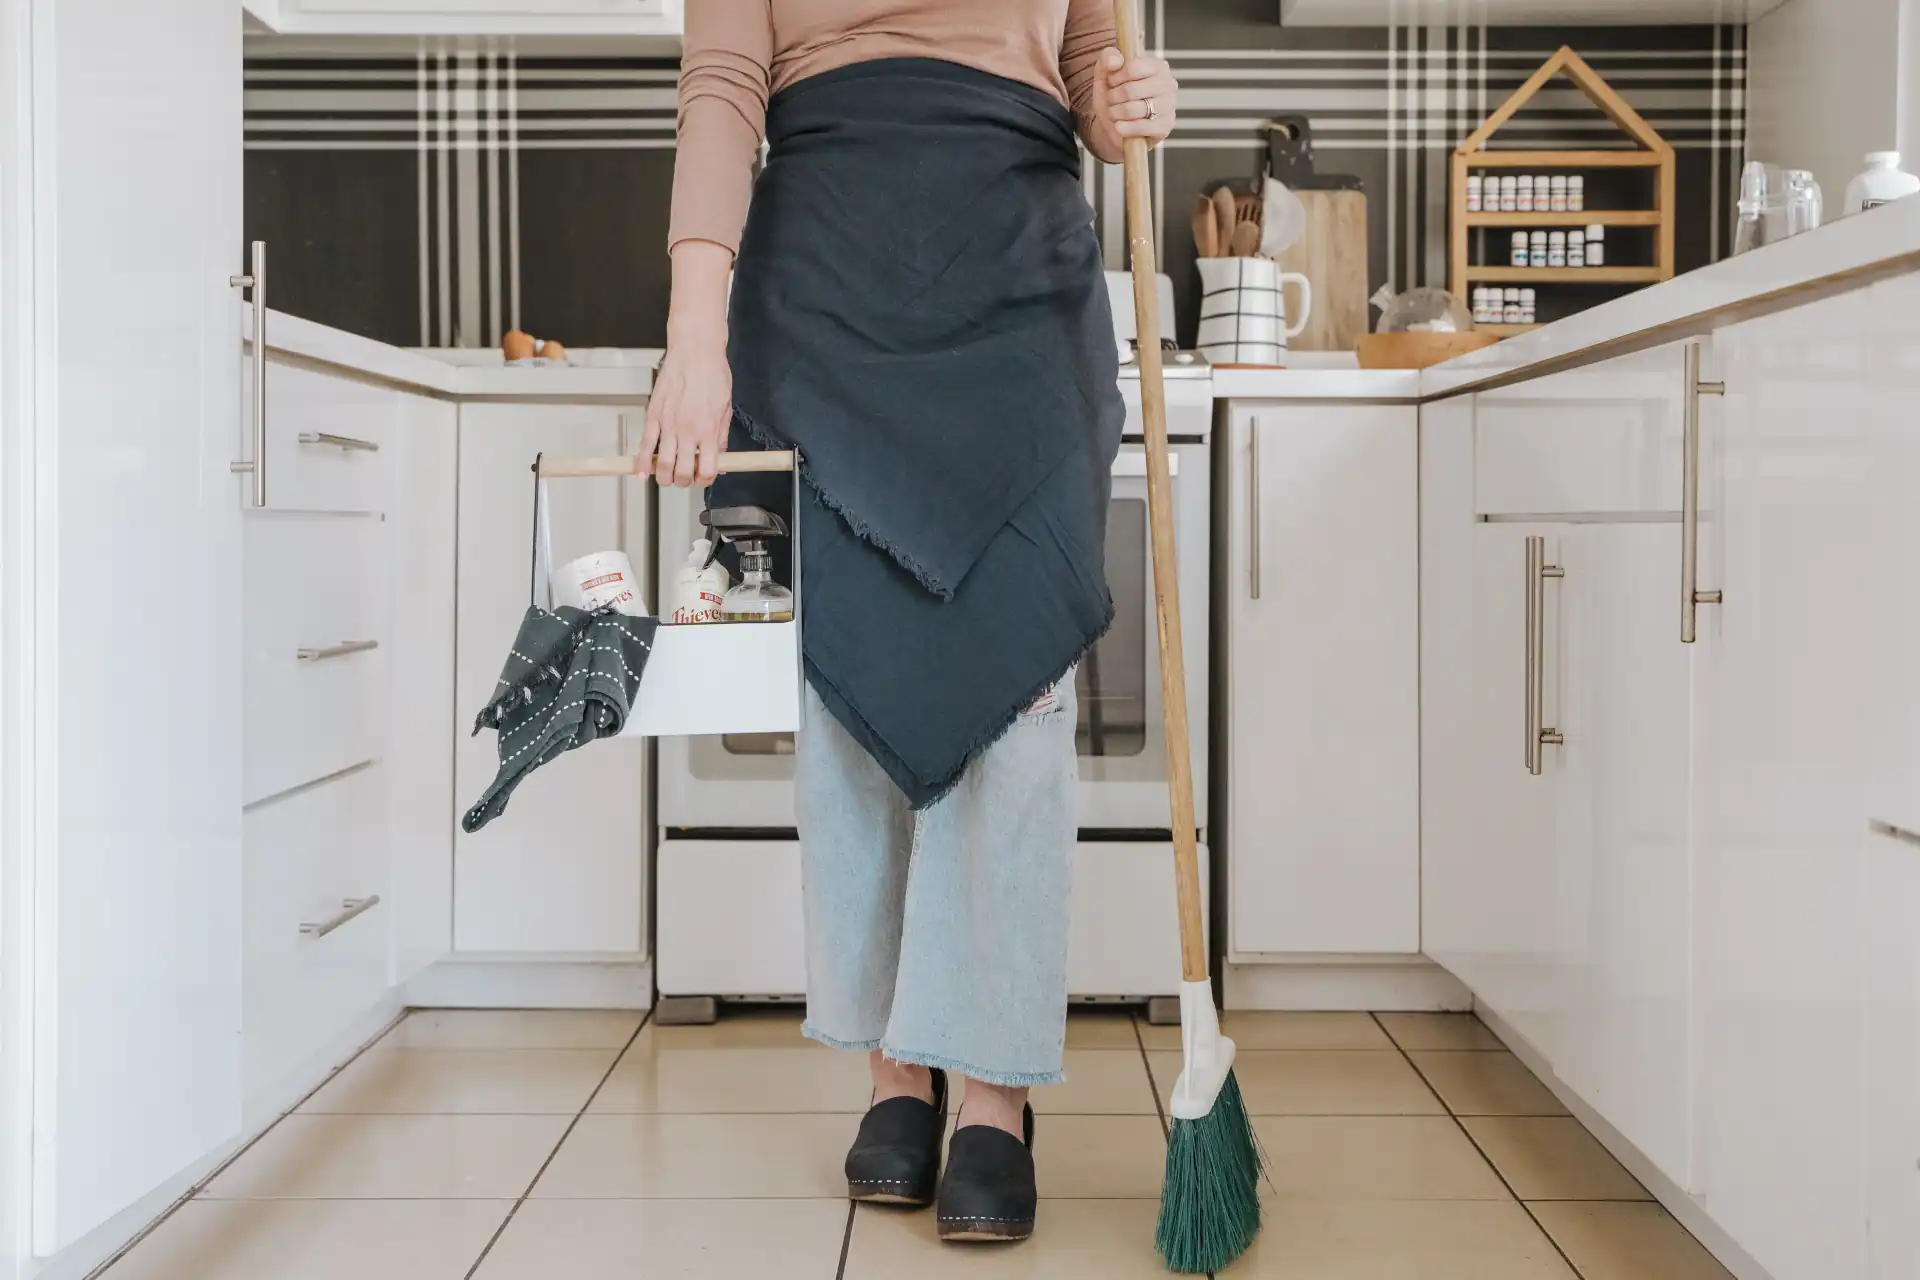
[669,0,1118,254]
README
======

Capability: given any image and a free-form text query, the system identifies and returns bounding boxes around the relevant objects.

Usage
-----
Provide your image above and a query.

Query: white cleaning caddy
[535,451,803,738]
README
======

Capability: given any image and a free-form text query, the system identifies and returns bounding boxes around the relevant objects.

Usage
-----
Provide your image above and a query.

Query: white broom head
[1169,979,1238,1121]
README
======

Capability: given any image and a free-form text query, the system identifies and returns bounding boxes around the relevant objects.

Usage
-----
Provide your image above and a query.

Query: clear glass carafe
[719,540,793,623]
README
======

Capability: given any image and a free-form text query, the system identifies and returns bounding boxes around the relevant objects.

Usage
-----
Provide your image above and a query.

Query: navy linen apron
[714,57,1123,809]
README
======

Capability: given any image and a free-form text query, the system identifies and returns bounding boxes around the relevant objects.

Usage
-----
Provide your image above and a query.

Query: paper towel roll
[554,550,648,616]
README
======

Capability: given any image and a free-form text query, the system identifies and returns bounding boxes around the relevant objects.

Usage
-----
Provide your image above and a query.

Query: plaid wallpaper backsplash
[244,3,1745,349]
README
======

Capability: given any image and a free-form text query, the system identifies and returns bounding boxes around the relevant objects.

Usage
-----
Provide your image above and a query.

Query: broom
[1109,1,1264,1272]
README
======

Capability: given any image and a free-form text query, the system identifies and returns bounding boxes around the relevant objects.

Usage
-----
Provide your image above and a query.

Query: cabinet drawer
[244,763,390,1103]
[256,359,395,513]
[1474,345,1700,515]
[244,514,388,804]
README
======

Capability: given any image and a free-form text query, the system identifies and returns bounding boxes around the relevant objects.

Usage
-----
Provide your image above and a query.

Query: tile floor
[100,1008,1738,1279]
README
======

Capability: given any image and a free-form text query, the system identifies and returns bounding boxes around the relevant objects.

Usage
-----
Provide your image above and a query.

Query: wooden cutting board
[1277,189,1369,352]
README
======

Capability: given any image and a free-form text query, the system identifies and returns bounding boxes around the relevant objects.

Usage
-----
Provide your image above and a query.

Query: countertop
[256,194,1920,409]
[1218,196,1920,404]
[246,306,657,398]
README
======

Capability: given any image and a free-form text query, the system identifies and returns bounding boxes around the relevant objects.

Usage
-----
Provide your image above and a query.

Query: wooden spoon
[1210,186,1239,259]
[1228,218,1261,257]
[1191,193,1220,258]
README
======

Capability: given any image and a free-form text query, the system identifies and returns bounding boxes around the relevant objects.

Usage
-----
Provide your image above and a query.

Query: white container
[1499,175,1518,212]
[1466,174,1483,212]
[1516,175,1534,212]
[1547,231,1567,268]
[1585,224,1605,266]
[1503,288,1521,324]
[668,538,731,625]
[1568,237,1585,268]
[1569,175,1585,211]
[1510,231,1529,267]
[1196,257,1312,365]
[1844,151,1920,215]
[1549,175,1568,212]
[1519,287,1537,324]
[553,549,648,616]
[1529,230,1548,268]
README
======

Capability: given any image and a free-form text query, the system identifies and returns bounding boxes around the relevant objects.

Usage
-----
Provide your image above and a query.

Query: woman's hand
[1085,48,1177,161]
[642,239,735,487]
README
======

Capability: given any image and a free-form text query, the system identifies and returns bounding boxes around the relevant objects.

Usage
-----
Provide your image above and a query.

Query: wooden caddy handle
[538,450,797,479]
[1112,0,1207,986]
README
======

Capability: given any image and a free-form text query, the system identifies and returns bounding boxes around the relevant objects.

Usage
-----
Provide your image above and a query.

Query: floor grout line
[1130,1014,1171,1139]
[83,1006,414,1280]
[1370,1012,1592,1280]
[833,1200,858,1280]
[460,1010,653,1280]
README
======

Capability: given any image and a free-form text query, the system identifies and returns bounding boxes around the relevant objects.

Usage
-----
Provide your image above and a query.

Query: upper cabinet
[243,0,682,38]
[1280,0,1789,22]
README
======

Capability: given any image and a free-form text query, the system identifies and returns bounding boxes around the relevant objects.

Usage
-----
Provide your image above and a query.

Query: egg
[539,339,568,365]
[502,329,535,361]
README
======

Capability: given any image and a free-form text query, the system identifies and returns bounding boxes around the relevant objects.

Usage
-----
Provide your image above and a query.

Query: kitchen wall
[1746,0,1907,206]
[244,3,1746,349]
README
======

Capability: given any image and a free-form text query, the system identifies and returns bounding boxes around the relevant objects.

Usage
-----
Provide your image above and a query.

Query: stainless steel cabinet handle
[297,431,380,453]
[1249,425,1262,600]
[1525,535,1565,776]
[296,639,379,663]
[230,240,267,507]
[1682,343,1725,643]
[299,895,380,939]
[1870,820,1920,849]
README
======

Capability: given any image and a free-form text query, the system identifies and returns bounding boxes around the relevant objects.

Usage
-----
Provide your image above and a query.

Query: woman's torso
[761,0,1077,106]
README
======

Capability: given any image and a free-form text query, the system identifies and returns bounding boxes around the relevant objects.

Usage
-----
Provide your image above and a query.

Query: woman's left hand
[1087,49,1177,157]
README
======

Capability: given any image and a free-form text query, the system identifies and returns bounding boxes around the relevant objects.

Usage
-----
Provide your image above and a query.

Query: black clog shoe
[845,1067,948,1206]
[936,1104,1037,1242]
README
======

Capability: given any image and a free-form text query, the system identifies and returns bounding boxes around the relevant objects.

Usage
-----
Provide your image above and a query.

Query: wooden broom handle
[539,450,796,478]
[1113,0,1206,985]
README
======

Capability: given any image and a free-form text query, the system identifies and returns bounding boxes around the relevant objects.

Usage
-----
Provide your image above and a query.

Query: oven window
[722,731,795,756]
[716,496,1150,762]
[1079,496,1148,757]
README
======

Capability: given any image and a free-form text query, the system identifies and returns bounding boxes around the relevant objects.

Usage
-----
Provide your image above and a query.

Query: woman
[646,0,1178,1243]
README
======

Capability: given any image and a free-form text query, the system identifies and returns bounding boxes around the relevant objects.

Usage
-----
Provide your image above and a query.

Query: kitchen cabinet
[25,0,247,1254]
[386,393,459,986]
[1692,280,1905,1280]
[1557,521,1695,1190]
[1425,277,1920,1280]
[1222,403,1419,957]
[453,402,650,955]
[243,0,682,37]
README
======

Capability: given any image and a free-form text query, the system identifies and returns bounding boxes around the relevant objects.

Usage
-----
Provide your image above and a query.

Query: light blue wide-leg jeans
[794,679,1076,1086]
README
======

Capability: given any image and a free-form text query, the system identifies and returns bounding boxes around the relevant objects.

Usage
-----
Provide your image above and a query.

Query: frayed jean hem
[801,1023,882,1052]
[879,1043,1065,1088]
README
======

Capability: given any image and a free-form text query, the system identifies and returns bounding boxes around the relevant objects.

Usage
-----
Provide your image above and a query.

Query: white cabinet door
[1556,522,1696,1190]
[1421,370,1570,1073]
[27,0,245,1254]
[1472,342,1694,516]
[454,403,650,954]
[1225,403,1419,956]
[1865,822,1920,1280]
[387,393,458,983]
[1695,289,1881,1280]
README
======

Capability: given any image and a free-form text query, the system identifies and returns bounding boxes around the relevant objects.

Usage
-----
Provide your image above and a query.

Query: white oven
[655,383,1211,833]
[653,291,1214,1014]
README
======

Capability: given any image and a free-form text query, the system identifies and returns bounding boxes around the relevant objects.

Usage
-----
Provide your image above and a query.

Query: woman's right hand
[642,239,736,487]
[642,339,732,487]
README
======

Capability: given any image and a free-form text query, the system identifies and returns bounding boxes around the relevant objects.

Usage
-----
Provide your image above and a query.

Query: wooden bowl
[1355,330,1501,370]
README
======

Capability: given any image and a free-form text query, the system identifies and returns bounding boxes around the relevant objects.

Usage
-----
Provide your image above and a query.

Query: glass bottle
[720,540,794,623]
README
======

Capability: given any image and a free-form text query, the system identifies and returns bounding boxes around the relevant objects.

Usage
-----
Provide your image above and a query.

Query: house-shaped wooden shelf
[1451,45,1676,331]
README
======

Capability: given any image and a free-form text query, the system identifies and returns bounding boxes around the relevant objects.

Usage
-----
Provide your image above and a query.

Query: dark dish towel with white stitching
[461,605,658,833]
[716,57,1123,809]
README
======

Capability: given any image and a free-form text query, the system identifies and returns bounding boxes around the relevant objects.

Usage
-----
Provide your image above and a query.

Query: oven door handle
[1111,451,1179,478]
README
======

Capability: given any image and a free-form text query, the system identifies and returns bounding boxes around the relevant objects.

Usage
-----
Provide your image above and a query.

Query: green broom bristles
[1155,1070,1264,1274]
